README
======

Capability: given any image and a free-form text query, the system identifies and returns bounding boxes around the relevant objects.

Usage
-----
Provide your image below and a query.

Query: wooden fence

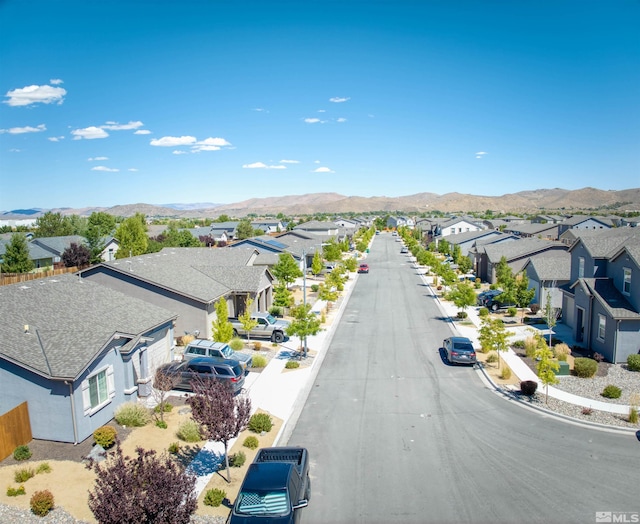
[0,267,79,286]
[0,402,32,461]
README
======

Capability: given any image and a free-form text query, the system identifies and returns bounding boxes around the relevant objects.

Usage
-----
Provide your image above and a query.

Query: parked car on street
[443,337,477,365]
[182,339,253,373]
[159,357,245,394]
[400,246,409,254]
[358,263,369,273]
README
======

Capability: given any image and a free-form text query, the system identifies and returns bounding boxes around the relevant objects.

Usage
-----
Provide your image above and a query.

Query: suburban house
[441,229,508,257]
[100,236,119,261]
[561,228,640,363]
[30,235,87,268]
[0,234,56,271]
[436,217,484,238]
[386,216,415,229]
[293,220,342,238]
[78,247,276,340]
[503,222,560,240]
[557,215,612,236]
[522,251,571,309]
[251,220,285,234]
[0,273,177,444]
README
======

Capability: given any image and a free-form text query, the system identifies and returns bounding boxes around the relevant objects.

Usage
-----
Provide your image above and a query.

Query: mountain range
[2,187,640,219]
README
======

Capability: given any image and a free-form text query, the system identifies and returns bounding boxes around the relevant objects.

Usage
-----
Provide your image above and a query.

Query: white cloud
[269,165,286,169]
[72,126,109,140]
[243,162,267,169]
[4,84,67,106]
[128,168,139,172]
[475,151,488,159]
[1,124,46,134]
[314,160,321,164]
[173,150,188,155]
[48,136,64,142]
[336,117,347,123]
[193,145,220,152]
[198,137,231,147]
[134,129,151,135]
[150,136,197,147]
[91,166,119,172]
[88,156,109,161]
[9,148,22,153]
[50,79,64,85]
[102,121,144,131]
[304,118,322,124]
[313,167,334,173]
[329,97,350,103]
[280,159,299,164]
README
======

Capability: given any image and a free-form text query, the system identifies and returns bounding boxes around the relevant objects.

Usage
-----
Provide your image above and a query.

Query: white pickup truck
[228,312,290,343]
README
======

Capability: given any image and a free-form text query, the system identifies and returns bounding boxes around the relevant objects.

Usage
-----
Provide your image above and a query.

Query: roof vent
[24,324,30,334]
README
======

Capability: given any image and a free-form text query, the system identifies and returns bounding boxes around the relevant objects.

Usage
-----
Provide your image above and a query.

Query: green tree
[34,211,74,237]
[162,223,203,247]
[215,214,231,223]
[235,219,253,240]
[271,253,302,287]
[514,272,536,322]
[212,297,234,343]
[311,250,323,276]
[239,297,258,343]
[457,256,473,275]
[322,239,342,262]
[536,340,559,404]
[286,303,323,358]
[543,288,562,348]
[115,213,148,258]
[478,317,512,369]
[1,233,34,273]
[495,256,513,289]
[448,281,477,315]
[88,212,117,236]
[273,284,294,310]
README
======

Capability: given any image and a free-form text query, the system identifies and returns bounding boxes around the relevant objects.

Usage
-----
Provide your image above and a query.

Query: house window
[82,365,115,414]
[598,315,606,341]
[623,268,631,295]
[578,257,585,278]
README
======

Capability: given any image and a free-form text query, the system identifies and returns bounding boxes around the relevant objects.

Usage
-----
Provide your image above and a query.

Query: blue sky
[1,0,638,210]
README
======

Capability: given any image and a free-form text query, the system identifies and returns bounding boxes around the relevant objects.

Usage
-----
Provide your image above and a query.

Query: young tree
[115,213,148,258]
[239,297,258,343]
[286,302,323,358]
[187,377,251,483]
[87,211,116,237]
[62,242,91,268]
[514,272,536,322]
[235,219,254,240]
[271,253,302,287]
[311,250,323,276]
[543,287,562,348]
[322,239,342,262]
[212,297,234,342]
[273,284,294,311]
[152,368,179,424]
[535,341,559,404]
[161,223,203,247]
[1,233,34,273]
[448,281,477,315]
[86,444,197,524]
[478,317,513,369]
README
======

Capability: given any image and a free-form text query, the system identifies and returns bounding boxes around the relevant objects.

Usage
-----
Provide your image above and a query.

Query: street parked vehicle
[159,356,245,394]
[182,339,252,373]
[229,447,310,523]
[443,336,477,365]
[400,246,409,254]
[358,263,370,273]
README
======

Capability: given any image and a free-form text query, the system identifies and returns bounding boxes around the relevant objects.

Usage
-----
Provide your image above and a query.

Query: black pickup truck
[227,447,310,523]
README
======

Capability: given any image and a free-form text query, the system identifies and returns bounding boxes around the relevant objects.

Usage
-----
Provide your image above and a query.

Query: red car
[358,263,369,274]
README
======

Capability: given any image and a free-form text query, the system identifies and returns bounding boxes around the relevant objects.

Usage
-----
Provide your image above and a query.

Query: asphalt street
[286,233,640,524]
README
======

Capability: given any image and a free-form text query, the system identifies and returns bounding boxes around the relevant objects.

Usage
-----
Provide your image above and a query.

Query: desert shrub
[177,334,195,347]
[520,380,538,396]
[500,367,512,380]
[553,343,571,358]
[36,463,51,474]
[474,280,481,289]
[243,436,259,449]
[14,467,35,483]
[155,420,168,429]
[154,403,173,414]
[512,340,525,349]
[556,353,568,362]
[478,307,489,317]
[574,357,598,378]
[30,490,54,517]
[486,351,499,364]
[168,442,180,454]
[529,303,540,314]
[248,412,273,433]
[627,354,640,372]
[176,420,203,443]
[251,355,267,368]
[593,352,605,363]
[229,450,246,468]
[285,360,300,369]
[203,488,226,507]
[93,425,117,449]
[310,284,319,292]
[229,337,244,351]
[6,485,26,497]
[13,445,32,461]
[629,407,639,424]
[524,337,538,358]
[269,306,283,317]
[601,385,622,399]
[456,311,468,319]
[507,307,517,317]
[253,341,262,351]
[114,402,151,427]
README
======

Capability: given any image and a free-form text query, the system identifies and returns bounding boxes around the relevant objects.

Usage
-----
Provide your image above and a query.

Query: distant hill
[3,187,640,219]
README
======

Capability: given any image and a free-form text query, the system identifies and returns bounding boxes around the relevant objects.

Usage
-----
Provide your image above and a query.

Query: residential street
[287,233,640,524]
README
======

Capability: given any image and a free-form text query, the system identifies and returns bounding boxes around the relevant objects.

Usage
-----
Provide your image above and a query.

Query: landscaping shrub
[36,463,51,474]
[6,486,26,497]
[114,402,151,427]
[176,420,202,443]
[629,407,639,424]
[512,340,525,349]
[627,354,640,372]
[243,436,259,449]
[456,311,468,319]
[14,468,35,483]
[500,367,512,380]
[168,442,180,454]
[229,450,246,468]
[593,352,605,363]
[30,490,54,517]
[478,307,489,317]
[556,353,568,362]
[310,284,319,292]
[251,355,267,368]
[553,343,571,359]
[13,445,32,461]
[581,407,593,416]
[248,412,273,433]
[229,337,244,351]
[155,420,168,429]
[93,425,117,449]
[520,380,538,396]
[269,306,283,318]
[154,402,173,413]
[474,280,481,289]
[601,385,622,399]
[507,307,517,317]
[524,337,538,359]
[486,351,499,364]
[285,360,300,369]
[574,357,598,378]
[203,488,226,507]
[529,303,540,314]
[253,341,262,351]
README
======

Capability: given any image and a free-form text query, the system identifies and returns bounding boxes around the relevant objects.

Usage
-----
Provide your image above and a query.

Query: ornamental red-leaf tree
[187,376,252,483]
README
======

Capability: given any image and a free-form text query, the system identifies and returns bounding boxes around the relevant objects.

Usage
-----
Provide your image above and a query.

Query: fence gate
[0,402,32,461]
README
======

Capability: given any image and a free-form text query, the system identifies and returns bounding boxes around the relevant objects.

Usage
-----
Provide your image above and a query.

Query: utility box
[554,361,570,376]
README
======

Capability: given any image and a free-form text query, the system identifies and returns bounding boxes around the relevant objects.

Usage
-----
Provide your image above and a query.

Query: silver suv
[182,339,252,373]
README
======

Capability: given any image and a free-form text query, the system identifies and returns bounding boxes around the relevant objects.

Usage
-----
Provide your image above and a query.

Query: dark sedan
[159,357,245,394]
[443,337,477,365]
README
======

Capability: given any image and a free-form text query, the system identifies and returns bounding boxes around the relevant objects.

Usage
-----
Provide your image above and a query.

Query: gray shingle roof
[483,238,566,263]
[0,273,176,380]
[526,251,571,281]
[570,228,640,258]
[580,278,640,320]
[31,235,86,256]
